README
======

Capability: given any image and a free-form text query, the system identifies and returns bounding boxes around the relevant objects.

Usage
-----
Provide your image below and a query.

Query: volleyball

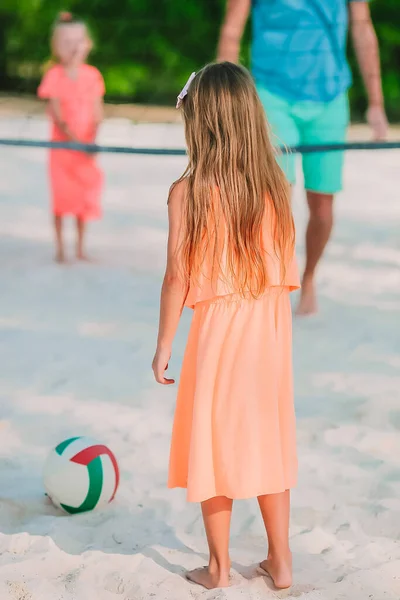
[43,436,120,514]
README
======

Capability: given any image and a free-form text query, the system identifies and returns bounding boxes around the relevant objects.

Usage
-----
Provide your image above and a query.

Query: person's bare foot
[186,566,230,589]
[55,251,67,264]
[76,251,94,262]
[259,554,292,589]
[296,275,317,316]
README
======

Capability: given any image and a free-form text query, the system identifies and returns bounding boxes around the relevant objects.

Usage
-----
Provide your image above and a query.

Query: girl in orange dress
[153,63,300,591]
[38,13,104,262]
[152,63,300,591]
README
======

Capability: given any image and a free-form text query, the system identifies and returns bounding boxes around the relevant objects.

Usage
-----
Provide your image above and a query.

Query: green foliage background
[1,0,399,120]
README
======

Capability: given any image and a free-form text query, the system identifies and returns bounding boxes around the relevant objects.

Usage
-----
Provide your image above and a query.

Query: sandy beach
[0,116,400,600]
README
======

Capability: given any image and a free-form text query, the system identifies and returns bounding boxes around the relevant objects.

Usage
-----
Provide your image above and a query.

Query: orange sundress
[168,194,300,502]
[38,64,104,220]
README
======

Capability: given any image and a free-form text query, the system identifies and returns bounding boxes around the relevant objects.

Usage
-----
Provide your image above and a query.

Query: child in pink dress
[152,63,300,590]
[38,12,104,262]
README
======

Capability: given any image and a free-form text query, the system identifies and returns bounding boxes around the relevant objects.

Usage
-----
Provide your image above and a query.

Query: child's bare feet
[186,566,230,589]
[260,553,292,589]
[55,250,67,264]
[76,250,92,262]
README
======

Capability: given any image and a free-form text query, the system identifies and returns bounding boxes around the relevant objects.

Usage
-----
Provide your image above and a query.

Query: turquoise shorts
[257,85,349,194]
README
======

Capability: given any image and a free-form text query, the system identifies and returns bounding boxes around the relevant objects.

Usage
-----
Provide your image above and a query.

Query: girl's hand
[152,347,175,385]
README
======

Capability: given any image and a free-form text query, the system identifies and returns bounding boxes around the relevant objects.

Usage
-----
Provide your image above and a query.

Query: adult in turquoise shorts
[218,0,387,315]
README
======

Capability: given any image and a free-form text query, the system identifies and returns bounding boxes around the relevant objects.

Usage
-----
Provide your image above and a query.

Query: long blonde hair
[173,62,295,298]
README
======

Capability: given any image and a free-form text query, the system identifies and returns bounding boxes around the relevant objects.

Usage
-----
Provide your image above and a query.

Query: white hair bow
[176,72,196,108]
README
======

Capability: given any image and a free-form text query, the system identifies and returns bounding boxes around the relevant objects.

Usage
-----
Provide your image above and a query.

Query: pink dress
[38,64,104,220]
[168,193,300,502]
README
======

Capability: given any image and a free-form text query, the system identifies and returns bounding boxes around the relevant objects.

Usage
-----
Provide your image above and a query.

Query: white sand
[0,117,400,600]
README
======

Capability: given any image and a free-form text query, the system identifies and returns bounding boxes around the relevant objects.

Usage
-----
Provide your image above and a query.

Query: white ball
[43,436,120,514]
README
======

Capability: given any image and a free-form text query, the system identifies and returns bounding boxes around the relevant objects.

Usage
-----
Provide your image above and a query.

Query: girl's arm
[152,181,189,385]
[48,97,78,142]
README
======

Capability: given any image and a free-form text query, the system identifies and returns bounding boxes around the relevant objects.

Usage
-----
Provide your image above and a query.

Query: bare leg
[258,490,292,589]
[186,496,232,589]
[76,217,88,260]
[54,215,65,263]
[296,191,334,316]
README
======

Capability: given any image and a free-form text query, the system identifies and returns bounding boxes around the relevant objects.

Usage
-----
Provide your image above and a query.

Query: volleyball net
[0,138,400,155]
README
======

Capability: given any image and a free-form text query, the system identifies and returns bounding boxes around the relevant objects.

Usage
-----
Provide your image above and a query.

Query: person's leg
[76,217,87,260]
[298,191,334,315]
[186,496,232,589]
[296,94,349,315]
[258,490,292,589]
[54,215,65,263]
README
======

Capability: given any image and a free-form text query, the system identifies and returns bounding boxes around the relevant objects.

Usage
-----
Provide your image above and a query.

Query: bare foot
[55,251,67,264]
[76,251,94,262]
[186,567,230,590]
[296,276,317,316]
[259,555,292,589]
